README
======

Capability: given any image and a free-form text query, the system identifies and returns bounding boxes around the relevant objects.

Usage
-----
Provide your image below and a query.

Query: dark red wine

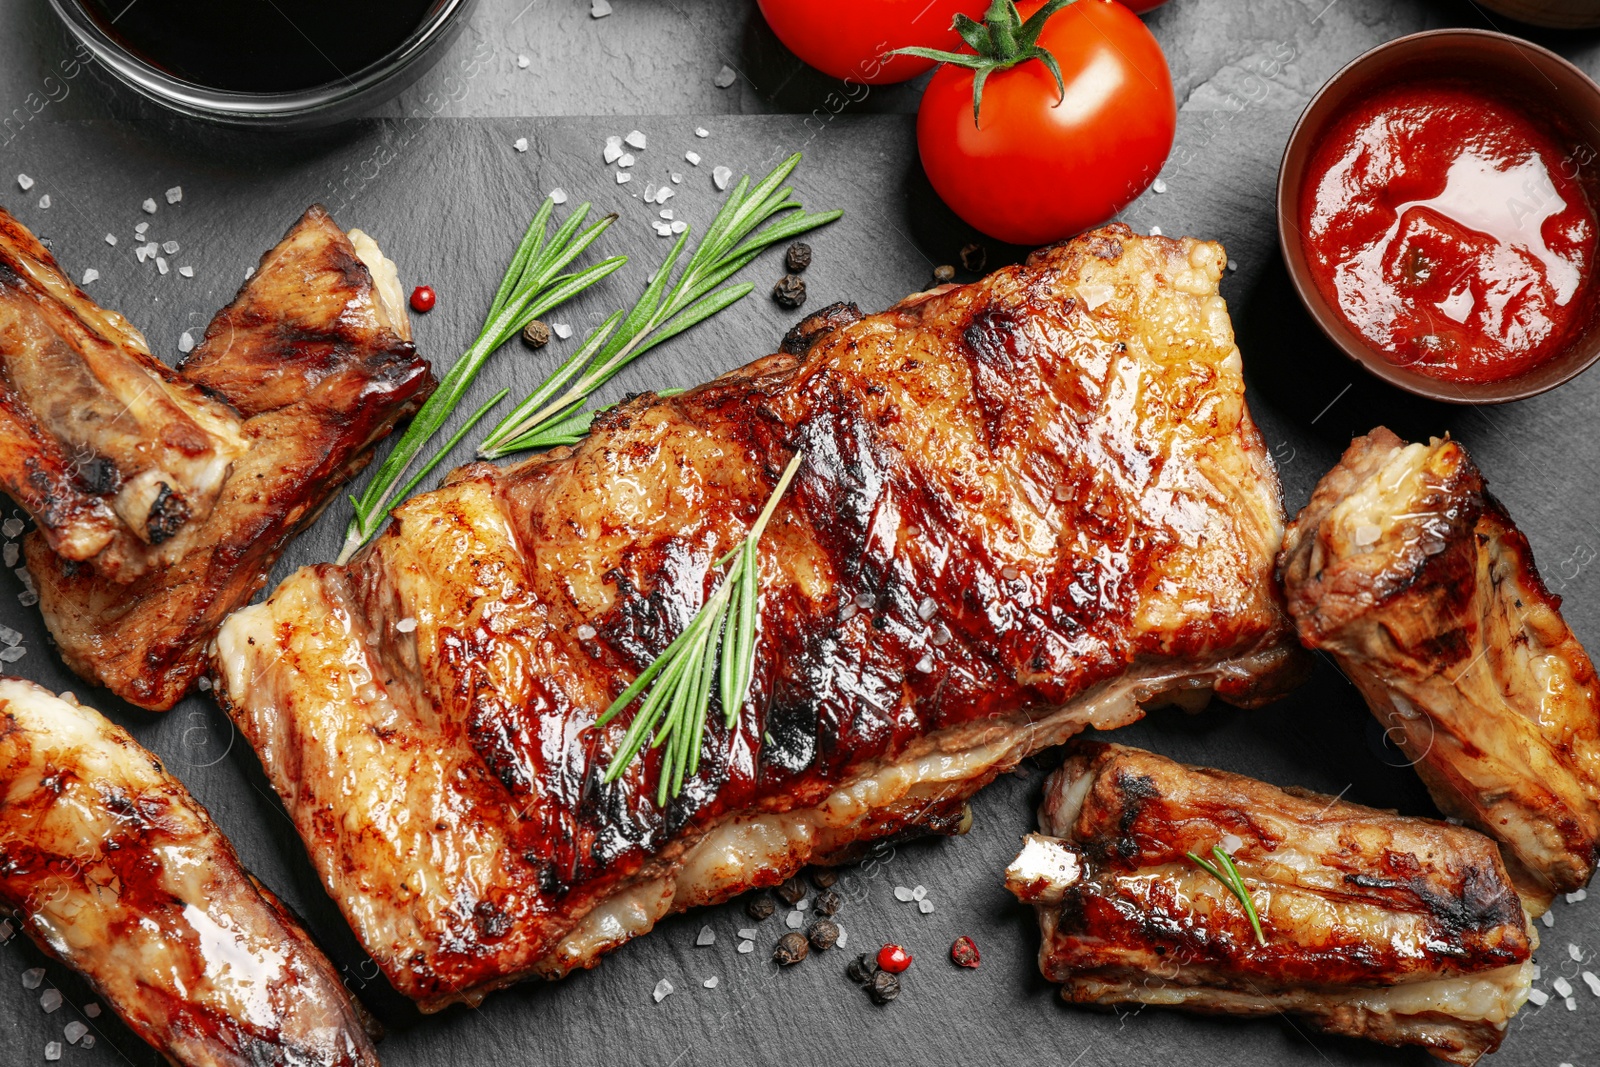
[81,0,439,93]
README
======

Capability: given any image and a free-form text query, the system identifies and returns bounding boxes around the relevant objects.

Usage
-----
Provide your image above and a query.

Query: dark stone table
[1,2,1598,1065]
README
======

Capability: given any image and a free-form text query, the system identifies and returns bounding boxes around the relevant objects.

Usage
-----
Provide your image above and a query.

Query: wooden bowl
[1276,29,1600,404]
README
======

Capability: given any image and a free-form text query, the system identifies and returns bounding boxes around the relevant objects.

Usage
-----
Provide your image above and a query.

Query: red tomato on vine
[755,0,989,85]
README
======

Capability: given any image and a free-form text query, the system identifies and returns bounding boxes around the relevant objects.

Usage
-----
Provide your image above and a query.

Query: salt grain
[142,198,158,214]
[157,257,169,275]
[1554,975,1574,997]
[625,130,647,151]
[44,1041,61,1062]
[517,54,530,68]
[737,928,757,940]
[795,898,810,912]
[918,899,934,914]
[671,173,683,184]
[20,969,43,991]
[178,330,195,353]
[855,592,875,609]
[104,233,117,246]
[912,885,927,901]
[16,174,33,191]
[165,186,183,204]
[41,988,62,1012]
[63,1022,86,1045]
[685,150,701,166]
[163,240,179,254]
[4,518,23,538]
[178,266,194,278]
[83,1004,99,1019]
[653,221,673,237]
[38,195,50,209]
[1149,225,1162,235]
[135,221,149,235]
[915,653,935,673]
[617,172,632,184]
[695,127,709,138]
[930,623,951,646]
[660,209,674,220]
[1567,888,1589,903]
[894,886,914,902]
[836,926,847,947]
[656,186,675,203]
[704,976,719,988]
[3,545,14,567]
[197,676,212,691]
[0,646,27,663]
[917,596,937,621]
[713,65,736,88]
[604,136,624,164]
[738,940,753,953]
[19,591,37,607]
[396,618,418,633]
[550,188,568,204]
[696,925,715,946]
[553,323,573,339]
[576,623,597,640]
[712,166,732,191]
[670,220,687,234]
[1543,910,1556,928]
[1220,834,1244,853]
[591,0,611,16]
[1152,177,1168,194]
[1226,259,1238,272]
[1584,971,1600,996]
[618,153,635,168]
[79,1036,93,1050]
[652,978,673,1003]
[81,269,98,285]
[1528,987,1549,1006]
[785,910,804,929]
[1567,995,1578,1010]
[513,138,529,153]
[0,919,12,940]
[1570,943,1583,962]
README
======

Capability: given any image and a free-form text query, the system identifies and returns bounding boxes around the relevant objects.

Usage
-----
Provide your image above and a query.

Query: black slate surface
[2,2,1600,1066]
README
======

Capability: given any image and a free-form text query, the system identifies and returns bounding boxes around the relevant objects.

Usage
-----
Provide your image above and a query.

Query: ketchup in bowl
[1299,79,1598,384]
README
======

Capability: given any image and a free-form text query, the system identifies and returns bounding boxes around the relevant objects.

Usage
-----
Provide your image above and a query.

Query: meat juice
[80,0,439,93]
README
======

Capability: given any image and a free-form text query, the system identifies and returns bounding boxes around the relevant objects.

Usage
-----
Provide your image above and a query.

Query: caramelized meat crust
[0,208,245,574]
[214,225,1306,1009]
[0,678,379,1067]
[1279,428,1600,908]
[22,206,432,710]
[1008,742,1533,1065]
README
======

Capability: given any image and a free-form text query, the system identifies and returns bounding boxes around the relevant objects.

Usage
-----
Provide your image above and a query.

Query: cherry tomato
[915,0,1175,245]
[409,285,436,313]
[756,0,989,85]
[877,943,913,972]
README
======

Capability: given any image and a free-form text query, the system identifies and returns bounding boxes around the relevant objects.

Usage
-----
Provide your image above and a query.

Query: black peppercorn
[959,243,987,273]
[807,919,840,951]
[521,320,551,348]
[785,241,812,273]
[932,264,956,284]
[775,876,807,906]
[746,893,776,921]
[774,931,810,965]
[772,274,807,309]
[867,968,901,1003]
[810,868,837,889]
[845,953,876,984]
[814,888,842,917]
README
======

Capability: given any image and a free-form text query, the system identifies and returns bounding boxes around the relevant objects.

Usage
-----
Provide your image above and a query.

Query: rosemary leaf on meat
[337,200,625,563]
[475,154,842,459]
[1187,845,1267,946]
[595,449,804,805]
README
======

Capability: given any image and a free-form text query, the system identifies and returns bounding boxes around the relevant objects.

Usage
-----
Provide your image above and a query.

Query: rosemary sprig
[595,450,804,805]
[1187,844,1267,946]
[476,154,841,459]
[336,199,625,563]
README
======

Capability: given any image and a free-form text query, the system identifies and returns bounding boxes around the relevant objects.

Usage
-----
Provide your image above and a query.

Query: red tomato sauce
[1300,79,1597,383]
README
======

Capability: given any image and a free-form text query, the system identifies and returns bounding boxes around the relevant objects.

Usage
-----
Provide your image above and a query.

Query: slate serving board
[2,3,1600,1066]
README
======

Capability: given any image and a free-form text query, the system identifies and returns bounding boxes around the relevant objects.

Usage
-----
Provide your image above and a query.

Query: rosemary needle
[596,450,805,805]
[1187,844,1267,946]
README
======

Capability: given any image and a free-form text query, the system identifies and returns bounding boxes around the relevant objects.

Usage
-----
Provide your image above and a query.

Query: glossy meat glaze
[1008,742,1533,1065]
[0,678,379,1067]
[214,225,1307,1008]
[1280,428,1600,908]
[24,206,432,710]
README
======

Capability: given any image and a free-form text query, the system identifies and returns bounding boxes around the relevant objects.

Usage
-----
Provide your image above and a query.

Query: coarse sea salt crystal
[142,198,158,214]
[915,653,935,673]
[1543,910,1556,928]
[1220,834,1244,853]
[894,886,914,902]
[197,676,212,691]
[81,269,98,285]
[135,221,149,235]
[157,257,169,275]
[737,940,753,953]
[82,1004,99,1019]
[652,979,673,1003]
[712,166,732,191]
[2,517,21,538]
[178,330,195,353]
[553,323,573,339]
[785,911,804,929]
[795,898,810,912]
[670,220,687,234]
[0,918,12,941]
[695,127,709,138]
[930,623,951,646]
[16,173,33,191]
[1553,975,1574,997]
[656,186,675,203]
[713,65,736,88]
[1528,987,1549,1006]
[79,1036,93,1051]
[1567,888,1589,903]
[604,136,624,164]
[40,988,62,1012]
[653,221,672,237]
[105,233,117,245]
[576,623,597,640]
[166,186,182,204]
[917,597,937,620]
[396,618,418,633]
[0,646,27,663]
[178,266,194,278]
[44,1041,61,1062]
[618,153,635,168]
[513,138,529,153]
[1152,177,1168,194]
[63,1022,86,1045]
[162,240,179,254]
[549,188,569,205]
[1534,964,1542,981]
[912,885,927,901]
[1584,971,1600,996]
[617,172,632,184]
[696,925,715,946]
[918,899,934,914]
[1227,259,1238,271]
[1149,225,1162,236]
[671,173,683,184]
[21,968,44,990]
[1570,943,1583,962]
[19,590,37,606]
[836,926,848,948]
[517,54,530,69]
[703,976,719,989]
[625,130,647,151]
[38,195,50,209]
[660,209,674,220]
[685,150,701,166]
[737,927,757,941]
[591,0,611,16]
[1567,996,1577,1010]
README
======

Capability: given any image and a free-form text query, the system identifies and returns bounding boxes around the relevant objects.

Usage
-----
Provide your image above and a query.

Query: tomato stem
[888,0,1075,128]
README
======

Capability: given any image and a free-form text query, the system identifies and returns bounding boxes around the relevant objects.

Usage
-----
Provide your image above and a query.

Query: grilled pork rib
[0,208,246,575]
[1279,429,1600,908]
[0,678,379,1067]
[213,225,1306,1009]
[18,207,433,710]
[1007,743,1533,1065]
